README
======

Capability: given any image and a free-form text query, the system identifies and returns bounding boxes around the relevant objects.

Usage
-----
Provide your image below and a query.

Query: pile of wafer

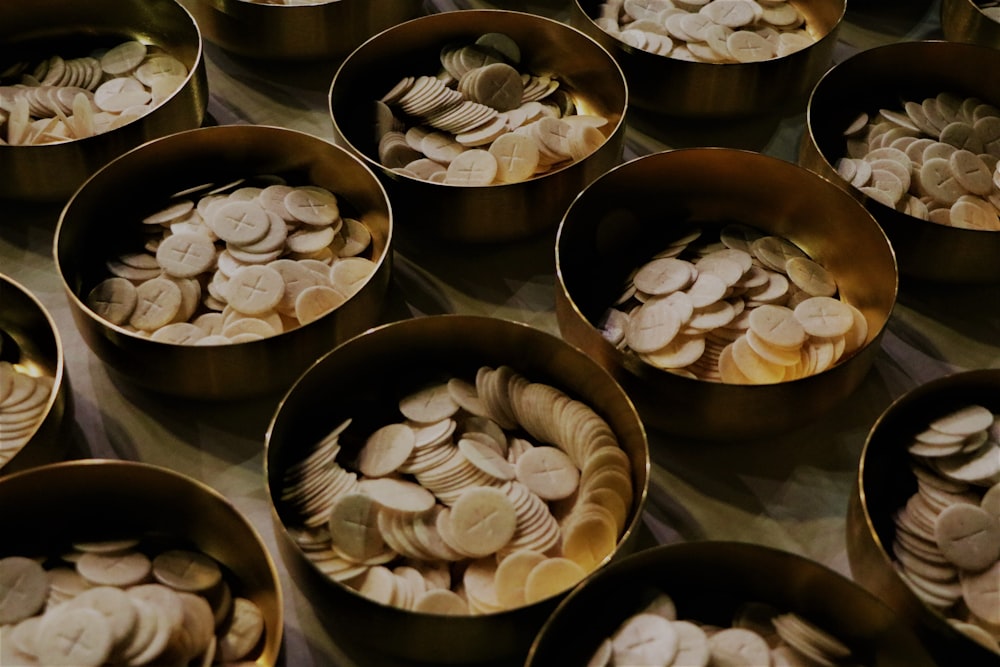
[594,0,817,63]
[280,365,635,614]
[591,592,858,666]
[0,358,53,467]
[85,176,376,345]
[599,224,867,384]
[0,40,188,146]
[0,537,265,666]
[837,92,1000,230]
[374,32,610,185]
[891,404,1000,653]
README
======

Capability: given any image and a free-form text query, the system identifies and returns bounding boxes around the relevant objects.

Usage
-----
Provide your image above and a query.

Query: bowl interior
[329,10,628,242]
[0,275,67,474]
[556,148,897,439]
[854,369,1000,665]
[0,459,283,665]
[527,542,935,666]
[570,0,844,116]
[331,10,626,166]
[802,40,1000,282]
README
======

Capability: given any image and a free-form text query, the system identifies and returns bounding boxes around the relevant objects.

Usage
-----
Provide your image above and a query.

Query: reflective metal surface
[800,40,1000,283]
[0,274,69,475]
[848,369,1000,667]
[179,0,424,62]
[55,125,392,400]
[0,0,208,202]
[0,459,283,665]
[527,541,936,667]
[569,0,844,117]
[266,314,649,664]
[555,148,897,440]
[330,9,627,243]
[942,0,1000,48]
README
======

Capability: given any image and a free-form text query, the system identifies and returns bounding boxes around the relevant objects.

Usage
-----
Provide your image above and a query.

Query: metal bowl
[942,0,1000,48]
[0,459,283,665]
[265,314,650,664]
[178,0,424,62]
[555,148,897,440]
[800,40,1000,283]
[568,0,843,117]
[848,369,1000,667]
[55,124,392,400]
[0,0,208,203]
[329,9,627,243]
[527,541,936,666]
[0,274,70,475]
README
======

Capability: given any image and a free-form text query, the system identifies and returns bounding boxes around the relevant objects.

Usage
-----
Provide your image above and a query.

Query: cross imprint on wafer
[55,625,93,656]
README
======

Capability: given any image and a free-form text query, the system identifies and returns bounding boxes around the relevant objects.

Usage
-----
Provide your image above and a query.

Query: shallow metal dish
[942,0,1000,49]
[569,0,844,117]
[55,125,392,400]
[800,40,1000,283]
[555,148,897,440]
[527,541,936,666]
[0,0,208,202]
[848,369,1000,667]
[266,314,649,664]
[329,9,627,243]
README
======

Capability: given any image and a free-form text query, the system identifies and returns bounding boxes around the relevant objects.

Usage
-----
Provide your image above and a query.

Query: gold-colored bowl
[265,314,650,664]
[55,125,392,400]
[0,459,283,665]
[569,0,843,117]
[527,541,936,666]
[847,369,1000,667]
[179,0,424,62]
[800,40,1000,284]
[0,0,208,203]
[555,148,898,440]
[942,0,1000,48]
[329,9,628,243]
[0,274,70,475]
